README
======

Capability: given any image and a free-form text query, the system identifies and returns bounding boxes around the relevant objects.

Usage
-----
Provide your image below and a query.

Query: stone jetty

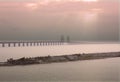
[0,52,120,66]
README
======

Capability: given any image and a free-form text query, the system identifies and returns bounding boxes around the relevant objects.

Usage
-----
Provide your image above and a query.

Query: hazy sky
[0,0,119,41]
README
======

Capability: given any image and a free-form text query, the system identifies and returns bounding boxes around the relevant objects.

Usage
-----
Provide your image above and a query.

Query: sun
[82,0,98,2]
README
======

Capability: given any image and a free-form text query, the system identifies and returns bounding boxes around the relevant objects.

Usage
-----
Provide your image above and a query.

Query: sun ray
[25,3,38,10]
[82,0,98,2]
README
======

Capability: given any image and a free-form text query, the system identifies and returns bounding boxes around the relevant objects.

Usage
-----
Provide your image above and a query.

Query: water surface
[0,58,120,82]
[0,43,120,81]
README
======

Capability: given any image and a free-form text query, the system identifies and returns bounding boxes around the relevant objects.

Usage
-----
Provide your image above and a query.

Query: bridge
[0,41,65,47]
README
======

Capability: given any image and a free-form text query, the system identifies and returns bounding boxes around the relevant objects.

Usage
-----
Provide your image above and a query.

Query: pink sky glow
[0,0,119,41]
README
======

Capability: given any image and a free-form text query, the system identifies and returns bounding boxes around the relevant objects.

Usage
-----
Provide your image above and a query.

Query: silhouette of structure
[0,41,63,47]
[0,35,71,47]
[60,35,65,42]
[67,36,70,43]
[60,35,70,43]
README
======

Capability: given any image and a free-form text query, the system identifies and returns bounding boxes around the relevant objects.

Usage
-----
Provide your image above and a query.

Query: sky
[0,0,119,41]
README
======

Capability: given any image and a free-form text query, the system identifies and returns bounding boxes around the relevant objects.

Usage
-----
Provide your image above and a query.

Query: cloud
[0,0,119,41]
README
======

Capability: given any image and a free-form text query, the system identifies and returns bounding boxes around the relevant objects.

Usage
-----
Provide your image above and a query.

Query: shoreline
[0,52,120,66]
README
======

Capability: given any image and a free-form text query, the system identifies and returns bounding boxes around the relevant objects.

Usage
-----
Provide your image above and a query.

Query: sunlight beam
[25,3,38,10]
[82,0,98,2]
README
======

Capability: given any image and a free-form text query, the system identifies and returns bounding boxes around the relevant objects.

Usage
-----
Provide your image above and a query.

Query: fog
[0,0,119,41]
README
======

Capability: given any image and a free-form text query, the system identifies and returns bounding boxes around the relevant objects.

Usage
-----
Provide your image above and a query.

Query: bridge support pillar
[30,43,32,46]
[13,43,16,47]
[2,43,5,47]
[8,43,11,47]
[26,42,29,46]
[34,42,36,46]
[23,43,25,46]
[18,43,20,47]
[37,42,39,46]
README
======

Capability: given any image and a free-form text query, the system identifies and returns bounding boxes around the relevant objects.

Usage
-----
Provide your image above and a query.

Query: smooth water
[0,43,120,82]
[0,58,120,82]
[0,43,120,62]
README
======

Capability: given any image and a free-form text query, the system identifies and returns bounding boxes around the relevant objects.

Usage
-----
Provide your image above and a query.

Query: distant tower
[60,35,64,42]
[119,26,120,41]
[67,36,70,43]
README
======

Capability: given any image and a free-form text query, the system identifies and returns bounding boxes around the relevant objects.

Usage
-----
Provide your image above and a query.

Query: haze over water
[0,0,119,81]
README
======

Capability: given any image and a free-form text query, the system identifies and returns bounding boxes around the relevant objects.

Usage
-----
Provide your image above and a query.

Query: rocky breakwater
[0,52,120,66]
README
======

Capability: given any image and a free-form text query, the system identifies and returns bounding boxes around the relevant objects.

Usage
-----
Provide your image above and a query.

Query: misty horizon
[0,0,119,41]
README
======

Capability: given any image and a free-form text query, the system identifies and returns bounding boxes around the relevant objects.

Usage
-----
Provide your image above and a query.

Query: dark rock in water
[0,52,120,66]
[7,57,40,65]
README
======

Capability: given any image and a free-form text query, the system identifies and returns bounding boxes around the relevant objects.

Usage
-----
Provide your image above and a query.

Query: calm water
[0,43,120,82]
[0,58,120,82]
